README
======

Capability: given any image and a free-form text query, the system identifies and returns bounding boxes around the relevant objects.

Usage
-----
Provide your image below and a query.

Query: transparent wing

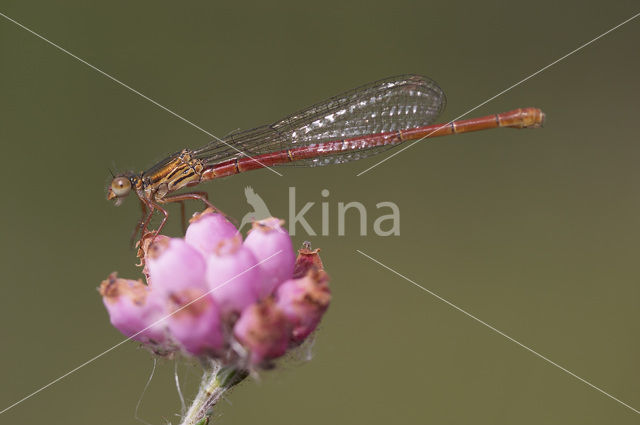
[193,74,446,167]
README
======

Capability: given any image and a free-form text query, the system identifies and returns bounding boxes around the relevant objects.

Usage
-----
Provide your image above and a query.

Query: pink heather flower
[243,218,295,298]
[233,298,291,366]
[99,273,172,353]
[165,289,225,356]
[100,209,329,373]
[185,209,239,256]
[143,237,224,356]
[138,233,171,284]
[146,238,207,296]
[206,235,262,316]
[276,268,331,344]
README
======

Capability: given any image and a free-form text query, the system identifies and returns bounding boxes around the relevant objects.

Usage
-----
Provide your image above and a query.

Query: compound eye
[111,177,131,197]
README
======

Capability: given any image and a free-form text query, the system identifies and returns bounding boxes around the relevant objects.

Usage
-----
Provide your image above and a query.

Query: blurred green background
[1,1,638,424]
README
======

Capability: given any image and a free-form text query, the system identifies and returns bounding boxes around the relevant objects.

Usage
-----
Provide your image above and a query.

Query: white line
[356,11,640,177]
[0,250,282,415]
[356,249,640,415]
[0,11,283,177]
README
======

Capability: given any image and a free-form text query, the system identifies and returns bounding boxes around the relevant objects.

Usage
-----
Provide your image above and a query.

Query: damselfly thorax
[140,150,205,199]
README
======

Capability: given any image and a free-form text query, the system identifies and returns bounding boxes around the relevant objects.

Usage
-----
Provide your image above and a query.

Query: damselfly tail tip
[538,110,546,128]
[528,108,546,128]
[522,107,546,128]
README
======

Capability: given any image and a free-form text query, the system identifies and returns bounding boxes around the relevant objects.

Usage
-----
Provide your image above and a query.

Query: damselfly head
[107,175,133,206]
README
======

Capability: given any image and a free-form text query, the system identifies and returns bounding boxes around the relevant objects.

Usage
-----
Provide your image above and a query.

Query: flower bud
[146,238,207,296]
[205,235,261,316]
[276,269,331,344]
[99,273,171,353]
[233,298,291,366]
[185,209,239,256]
[243,218,295,298]
[137,233,171,278]
[165,289,224,357]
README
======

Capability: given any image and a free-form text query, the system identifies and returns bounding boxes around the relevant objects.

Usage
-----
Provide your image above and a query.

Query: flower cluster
[99,210,330,368]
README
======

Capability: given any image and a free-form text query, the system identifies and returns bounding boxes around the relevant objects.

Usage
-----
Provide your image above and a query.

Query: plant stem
[179,365,248,425]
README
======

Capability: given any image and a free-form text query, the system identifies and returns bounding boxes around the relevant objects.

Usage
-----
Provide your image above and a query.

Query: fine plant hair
[134,358,158,425]
[174,361,186,416]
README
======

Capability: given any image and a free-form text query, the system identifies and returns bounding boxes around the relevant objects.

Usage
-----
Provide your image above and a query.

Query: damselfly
[107,75,545,242]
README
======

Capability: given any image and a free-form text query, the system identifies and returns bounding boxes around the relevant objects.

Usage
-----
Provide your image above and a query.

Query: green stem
[179,365,248,425]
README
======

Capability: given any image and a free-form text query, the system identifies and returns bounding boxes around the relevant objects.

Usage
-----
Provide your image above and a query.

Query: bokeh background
[1,1,638,424]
